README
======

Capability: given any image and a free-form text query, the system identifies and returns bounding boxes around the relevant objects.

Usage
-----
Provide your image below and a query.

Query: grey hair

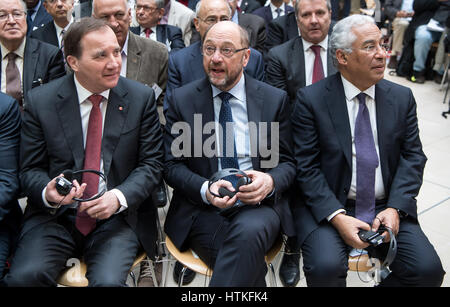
[195,0,232,18]
[294,0,331,18]
[329,14,376,67]
[19,0,27,12]
[92,0,130,15]
[153,0,165,9]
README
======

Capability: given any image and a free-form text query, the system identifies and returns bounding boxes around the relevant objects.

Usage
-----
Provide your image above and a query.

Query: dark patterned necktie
[275,7,281,18]
[311,45,324,84]
[6,53,22,108]
[355,93,379,224]
[218,92,239,187]
[75,94,103,235]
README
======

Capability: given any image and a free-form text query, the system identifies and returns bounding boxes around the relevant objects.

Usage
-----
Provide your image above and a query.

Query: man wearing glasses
[164,20,295,286]
[30,0,74,49]
[0,0,65,109]
[291,14,445,287]
[163,0,264,112]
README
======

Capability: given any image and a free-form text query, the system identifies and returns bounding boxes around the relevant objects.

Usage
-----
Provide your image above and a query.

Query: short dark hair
[64,17,109,60]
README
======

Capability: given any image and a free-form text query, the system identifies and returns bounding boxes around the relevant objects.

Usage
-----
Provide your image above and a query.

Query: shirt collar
[1,38,27,59]
[340,74,375,101]
[302,35,328,52]
[211,73,246,102]
[269,3,283,14]
[73,74,110,105]
[54,17,73,37]
[122,32,130,56]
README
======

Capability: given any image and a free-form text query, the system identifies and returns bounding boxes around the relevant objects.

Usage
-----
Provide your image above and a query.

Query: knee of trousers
[400,256,446,287]
[4,264,58,287]
[86,270,129,287]
[303,255,348,285]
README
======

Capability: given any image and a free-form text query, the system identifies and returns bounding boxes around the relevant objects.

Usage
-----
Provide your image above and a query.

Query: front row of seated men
[0,13,446,287]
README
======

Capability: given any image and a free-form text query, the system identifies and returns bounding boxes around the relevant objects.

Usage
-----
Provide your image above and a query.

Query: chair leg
[268,263,277,287]
[179,266,187,287]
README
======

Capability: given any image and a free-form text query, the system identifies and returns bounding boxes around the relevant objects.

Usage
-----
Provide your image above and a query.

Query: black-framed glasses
[0,11,26,22]
[202,45,248,58]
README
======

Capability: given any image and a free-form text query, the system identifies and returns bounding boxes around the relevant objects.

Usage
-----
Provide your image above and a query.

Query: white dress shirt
[1,40,25,94]
[120,33,129,77]
[302,36,328,86]
[269,3,285,19]
[139,26,157,41]
[42,75,128,213]
[54,18,74,48]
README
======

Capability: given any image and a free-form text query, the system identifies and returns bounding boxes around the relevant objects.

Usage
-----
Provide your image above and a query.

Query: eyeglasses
[202,45,248,58]
[0,11,26,22]
[46,0,72,4]
[135,5,158,13]
[198,16,230,25]
[359,43,390,54]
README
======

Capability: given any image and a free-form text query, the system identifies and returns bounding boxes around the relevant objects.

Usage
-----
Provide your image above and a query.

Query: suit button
[344,188,348,194]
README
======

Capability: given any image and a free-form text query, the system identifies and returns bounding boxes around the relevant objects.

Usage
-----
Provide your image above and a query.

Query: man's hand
[78,191,121,220]
[330,213,371,249]
[45,174,86,206]
[205,179,238,209]
[371,208,400,242]
[236,170,274,205]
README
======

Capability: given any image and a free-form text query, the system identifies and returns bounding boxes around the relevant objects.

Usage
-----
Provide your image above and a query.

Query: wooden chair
[165,235,283,287]
[57,251,147,287]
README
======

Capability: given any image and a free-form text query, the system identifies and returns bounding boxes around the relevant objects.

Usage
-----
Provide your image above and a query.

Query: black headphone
[55,169,107,202]
[208,168,252,218]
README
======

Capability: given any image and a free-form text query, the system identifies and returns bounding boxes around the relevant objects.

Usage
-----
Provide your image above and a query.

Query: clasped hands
[45,173,120,220]
[205,170,274,209]
[331,208,400,249]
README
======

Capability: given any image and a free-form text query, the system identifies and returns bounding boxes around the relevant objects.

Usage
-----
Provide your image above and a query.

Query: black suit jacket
[29,21,59,48]
[252,4,294,25]
[265,36,338,104]
[130,24,186,52]
[238,12,267,54]
[0,93,21,234]
[19,74,164,258]
[163,74,296,251]
[240,0,262,13]
[291,73,427,246]
[27,1,53,35]
[265,11,298,51]
[0,38,65,106]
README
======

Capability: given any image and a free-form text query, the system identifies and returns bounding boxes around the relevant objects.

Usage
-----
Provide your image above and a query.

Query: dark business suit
[5,74,164,286]
[0,38,65,107]
[29,21,59,48]
[163,41,265,110]
[130,24,186,52]
[291,73,445,286]
[239,0,262,13]
[164,74,296,286]
[27,1,53,35]
[0,93,21,282]
[252,4,294,29]
[265,11,298,51]
[265,36,337,104]
[238,12,266,54]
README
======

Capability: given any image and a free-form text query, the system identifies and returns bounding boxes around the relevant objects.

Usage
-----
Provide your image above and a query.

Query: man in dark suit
[252,0,294,34]
[265,8,297,50]
[0,93,21,284]
[229,0,266,54]
[30,0,74,48]
[164,0,265,112]
[4,17,164,287]
[25,0,53,34]
[0,0,65,109]
[131,0,185,52]
[291,14,445,287]
[266,0,335,104]
[265,0,334,287]
[164,20,296,286]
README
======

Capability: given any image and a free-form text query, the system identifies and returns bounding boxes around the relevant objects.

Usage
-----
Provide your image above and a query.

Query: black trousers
[301,204,445,287]
[4,212,140,287]
[187,205,281,287]
[0,224,11,283]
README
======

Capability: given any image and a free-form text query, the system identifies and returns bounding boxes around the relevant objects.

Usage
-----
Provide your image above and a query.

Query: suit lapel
[55,75,85,170]
[23,38,39,95]
[245,75,263,170]
[374,80,393,189]
[156,25,166,44]
[292,38,306,87]
[189,42,203,79]
[326,74,352,167]
[264,6,273,21]
[102,78,129,177]
[47,22,59,47]
[126,33,141,80]
[194,78,217,174]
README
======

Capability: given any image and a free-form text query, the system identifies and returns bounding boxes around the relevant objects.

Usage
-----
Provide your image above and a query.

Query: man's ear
[193,17,200,32]
[336,49,348,65]
[66,55,78,72]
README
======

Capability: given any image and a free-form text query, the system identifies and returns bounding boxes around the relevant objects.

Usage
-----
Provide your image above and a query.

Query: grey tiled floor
[156,69,450,287]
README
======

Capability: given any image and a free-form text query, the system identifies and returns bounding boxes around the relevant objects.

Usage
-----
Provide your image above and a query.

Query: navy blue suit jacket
[27,1,53,35]
[130,24,186,52]
[252,4,294,25]
[163,41,265,110]
[0,93,21,233]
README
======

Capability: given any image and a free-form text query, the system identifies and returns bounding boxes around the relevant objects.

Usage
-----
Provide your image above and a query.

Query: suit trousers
[301,204,445,287]
[187,205,280,287]
[4,211,140,287]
